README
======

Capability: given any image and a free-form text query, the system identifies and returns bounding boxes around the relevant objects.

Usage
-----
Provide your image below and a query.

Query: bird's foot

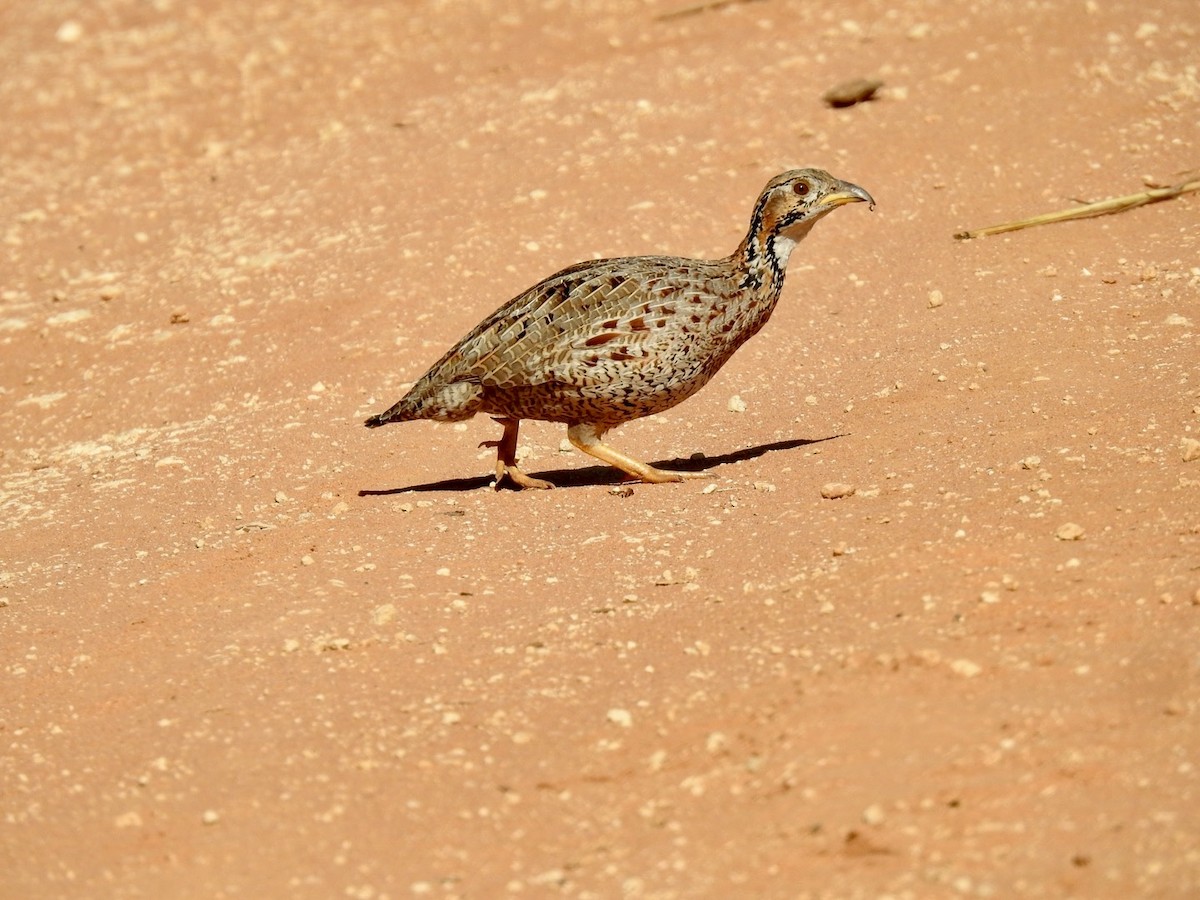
[495,464,553,491]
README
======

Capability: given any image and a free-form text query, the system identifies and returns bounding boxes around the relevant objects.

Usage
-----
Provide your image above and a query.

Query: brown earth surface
[2,1,1199,897]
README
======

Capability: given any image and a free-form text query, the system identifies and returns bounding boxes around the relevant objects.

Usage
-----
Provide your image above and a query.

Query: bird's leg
[479,417,552,490]
[567,423,704,485]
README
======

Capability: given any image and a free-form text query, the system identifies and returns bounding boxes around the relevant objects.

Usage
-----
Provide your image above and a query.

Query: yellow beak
[818,181,875,210]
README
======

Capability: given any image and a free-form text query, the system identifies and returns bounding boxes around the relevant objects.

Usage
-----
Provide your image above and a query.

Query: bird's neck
[735,218,817,293]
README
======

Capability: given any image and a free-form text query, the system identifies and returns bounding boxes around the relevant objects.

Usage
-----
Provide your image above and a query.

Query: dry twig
[954,176,1200,240]
[656,0,766,22]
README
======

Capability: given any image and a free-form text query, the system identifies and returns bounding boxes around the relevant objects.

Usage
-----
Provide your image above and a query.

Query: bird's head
[748,168,874,272]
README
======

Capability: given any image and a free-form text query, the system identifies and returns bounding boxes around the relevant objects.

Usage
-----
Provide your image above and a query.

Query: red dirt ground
[2,1,1198,897]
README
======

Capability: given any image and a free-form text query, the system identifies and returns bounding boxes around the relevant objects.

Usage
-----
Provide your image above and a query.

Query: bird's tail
[363,400,413,428]
[364,379,482,428]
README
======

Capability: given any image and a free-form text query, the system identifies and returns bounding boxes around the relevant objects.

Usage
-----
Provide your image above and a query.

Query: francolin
[365,169,874,489]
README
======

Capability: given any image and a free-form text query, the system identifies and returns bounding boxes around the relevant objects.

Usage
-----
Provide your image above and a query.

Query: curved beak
[818,180,875,211]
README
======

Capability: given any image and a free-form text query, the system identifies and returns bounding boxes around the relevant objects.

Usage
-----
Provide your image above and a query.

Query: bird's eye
[792,180,811,196]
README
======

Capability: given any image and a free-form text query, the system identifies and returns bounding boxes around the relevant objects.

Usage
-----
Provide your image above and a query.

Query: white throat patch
[770,234,798,269]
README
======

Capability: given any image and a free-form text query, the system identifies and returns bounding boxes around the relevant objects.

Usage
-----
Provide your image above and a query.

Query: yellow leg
[567,423,703,485]
[479,418,552,490]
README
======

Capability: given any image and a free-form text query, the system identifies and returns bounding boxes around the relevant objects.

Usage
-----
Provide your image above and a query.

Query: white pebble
[606,708,633,728]
[56,20,83,43]
[727,394,747,413]
[950,659,982,678]
[1055,522,1085,541]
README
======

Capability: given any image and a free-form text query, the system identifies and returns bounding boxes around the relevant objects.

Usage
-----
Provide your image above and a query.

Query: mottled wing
[447,256,715,390]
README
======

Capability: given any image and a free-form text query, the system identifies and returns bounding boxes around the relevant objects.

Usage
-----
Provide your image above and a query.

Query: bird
[365,168,874,490]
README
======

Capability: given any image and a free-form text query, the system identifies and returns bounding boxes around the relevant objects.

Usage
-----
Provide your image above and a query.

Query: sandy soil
[3,1,1199,897]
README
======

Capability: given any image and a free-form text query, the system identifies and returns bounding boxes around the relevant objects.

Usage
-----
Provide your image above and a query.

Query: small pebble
[201,810,220,825]
[822,77,884,108]
[300,555,314,566]
[820,482,857,499]
[1182,438,1200,463]
[950,659,982,678]
[927,289,944,309]
[1055,522,1085,541]
[727,394,747,413]
[862,803,886,825]
[56,20,83,43]
[606,708,633,728]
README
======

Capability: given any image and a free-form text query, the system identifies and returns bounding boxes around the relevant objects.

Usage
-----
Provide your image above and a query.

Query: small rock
[606,708,633,728]
[822,77,884,108]
[862,803,886,825]
[608,484,635,497]
[372,604,396,626]
[300,554,314,566]
[980,591,1001,604]
[752,481,777,493]
[1182,438,1200,463]
[1164,313,1191,326]
[927,289,944,309]
[201,809,220,825]
[56,20,84,43]
[98,285,120,301]
[727,394,748,413]
[820,482,857,499]
[114,811,143,828]
[1055,522,1085,541]
[1020,455,1042,470]
[950,659,982,678]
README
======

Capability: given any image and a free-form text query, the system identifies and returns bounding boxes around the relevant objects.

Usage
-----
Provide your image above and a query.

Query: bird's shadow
[358,434,843,496]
